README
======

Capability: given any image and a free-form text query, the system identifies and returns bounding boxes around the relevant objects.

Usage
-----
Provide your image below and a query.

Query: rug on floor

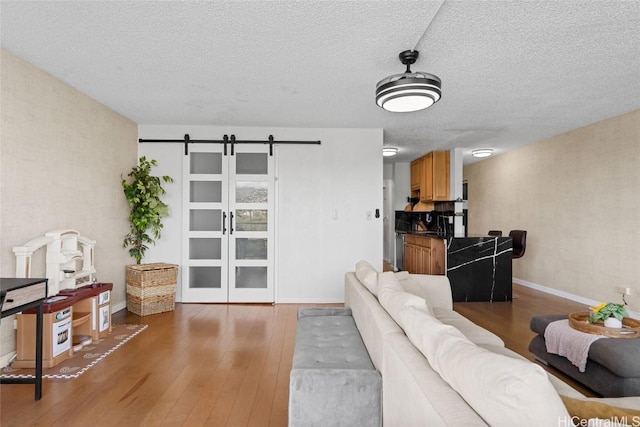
[0,323,148,380]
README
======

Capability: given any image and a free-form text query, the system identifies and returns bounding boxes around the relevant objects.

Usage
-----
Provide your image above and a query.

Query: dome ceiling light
[376,50,442,113]
[471,149,494,158]
[382,146,398,157]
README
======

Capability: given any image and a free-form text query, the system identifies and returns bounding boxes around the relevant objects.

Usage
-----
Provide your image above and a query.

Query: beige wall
[464,110,640,312]
[1,48,137,362]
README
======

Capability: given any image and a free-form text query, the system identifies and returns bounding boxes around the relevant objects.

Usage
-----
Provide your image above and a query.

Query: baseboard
[111,300,127,313]
[275,297,344,304]
[514,278,640,319]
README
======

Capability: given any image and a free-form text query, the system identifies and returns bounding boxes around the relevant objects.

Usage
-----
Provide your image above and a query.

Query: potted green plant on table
[121,156,178,316]
[589,302,629,328]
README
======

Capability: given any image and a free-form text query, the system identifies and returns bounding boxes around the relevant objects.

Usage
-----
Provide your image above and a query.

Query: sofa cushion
[478,343,585,399]
[395,272,438,314]
[378,272,432,327]
[393,270,411,281]
[355,260,378,296]
[478,344,528,361]
[344,272,402,371]
[382,331,489,425]
[561,395,640,426]
[433,307,504,346]
[400,307,570,427]
[399,273,454,310]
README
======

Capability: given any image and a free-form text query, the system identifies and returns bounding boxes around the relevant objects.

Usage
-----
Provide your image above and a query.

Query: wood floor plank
[2,285,600,426]
[226,311,273,426]
[454,284,597,396]
[148,305,257,426]
[268,306,298,427]
[247,309,288,426]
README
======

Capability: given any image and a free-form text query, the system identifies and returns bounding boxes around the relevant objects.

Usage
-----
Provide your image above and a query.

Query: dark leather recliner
[509,230,527,258]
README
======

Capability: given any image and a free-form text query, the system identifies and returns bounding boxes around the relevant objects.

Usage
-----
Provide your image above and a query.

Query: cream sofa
[344,260,640,426]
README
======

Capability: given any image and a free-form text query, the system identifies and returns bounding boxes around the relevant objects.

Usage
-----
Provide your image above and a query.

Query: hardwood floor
[454,284,597,397]
[1,284,594,426]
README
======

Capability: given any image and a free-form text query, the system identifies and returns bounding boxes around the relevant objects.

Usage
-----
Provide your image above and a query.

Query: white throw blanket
[544,319,607,372]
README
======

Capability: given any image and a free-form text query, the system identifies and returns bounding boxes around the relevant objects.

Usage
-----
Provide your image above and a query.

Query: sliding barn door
[228,145,275,302]
[182,145,274,303]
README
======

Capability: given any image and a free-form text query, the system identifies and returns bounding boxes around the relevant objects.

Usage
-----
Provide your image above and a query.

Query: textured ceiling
[1,1,639,164]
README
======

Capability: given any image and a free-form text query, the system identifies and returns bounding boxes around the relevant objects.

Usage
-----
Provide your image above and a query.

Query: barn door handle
[222,212,227,235]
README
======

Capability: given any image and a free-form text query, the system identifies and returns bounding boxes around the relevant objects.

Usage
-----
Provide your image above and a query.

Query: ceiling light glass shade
[382,147,398,157]
[376,71,442,113]
[471,149,493,158]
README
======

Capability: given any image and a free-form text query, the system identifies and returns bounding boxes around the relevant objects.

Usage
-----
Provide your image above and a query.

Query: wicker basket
[126,263,178,316]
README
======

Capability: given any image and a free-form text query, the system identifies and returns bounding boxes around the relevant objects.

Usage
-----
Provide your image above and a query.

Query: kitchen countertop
[398,231,507,239]
[396,230,447,237]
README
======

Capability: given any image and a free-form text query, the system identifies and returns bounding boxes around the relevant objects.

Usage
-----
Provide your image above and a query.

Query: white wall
[135,141,184,300]
[138,125,383,303]
[392,162,411,211]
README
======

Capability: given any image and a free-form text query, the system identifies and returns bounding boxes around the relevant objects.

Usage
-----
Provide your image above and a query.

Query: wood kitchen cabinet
[422,150,450,202]
[403,235,445,275]
[410,150,450,202]
[410,157,423,191]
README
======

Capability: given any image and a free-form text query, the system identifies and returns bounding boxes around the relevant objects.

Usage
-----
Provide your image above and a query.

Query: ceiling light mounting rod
[400,50,419,73]
[412,0,446,52]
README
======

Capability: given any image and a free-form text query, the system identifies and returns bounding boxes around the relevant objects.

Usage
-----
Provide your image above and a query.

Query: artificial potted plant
[122,156,178,316]
[122,156,173,263]
[589,302,629,328]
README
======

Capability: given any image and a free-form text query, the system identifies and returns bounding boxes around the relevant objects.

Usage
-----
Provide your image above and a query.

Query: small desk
[0,278,48,400]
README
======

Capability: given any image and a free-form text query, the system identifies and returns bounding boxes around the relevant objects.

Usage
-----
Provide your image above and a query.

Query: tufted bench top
[293,307,374,370]
[289,307,382,426]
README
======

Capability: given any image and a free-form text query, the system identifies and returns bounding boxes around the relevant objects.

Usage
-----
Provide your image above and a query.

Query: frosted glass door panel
[236,210,267,231]
[190,153,222,174]
[189,210,222,231]
[183,146,229,303]
[190,238,222,259]
[235,182,268,203]
[236,153,268,174]
[190,181,222,203]
[236,238,267,260]
[189,267,222,289]
[235,267,268,289]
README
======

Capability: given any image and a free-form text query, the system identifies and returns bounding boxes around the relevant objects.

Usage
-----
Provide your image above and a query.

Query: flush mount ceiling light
[471,149,494,158]
[382,146,398,157]
[376,50,442,113]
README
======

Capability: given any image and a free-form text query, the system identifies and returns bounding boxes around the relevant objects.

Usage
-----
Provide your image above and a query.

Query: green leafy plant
[121,156,173,264]
[588,302,628,324]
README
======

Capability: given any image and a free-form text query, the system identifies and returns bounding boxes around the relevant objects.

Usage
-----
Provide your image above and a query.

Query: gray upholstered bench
[289,307,382,427]
[529,314,640,397]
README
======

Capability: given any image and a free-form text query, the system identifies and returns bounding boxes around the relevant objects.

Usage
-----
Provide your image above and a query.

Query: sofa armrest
[401,274,453,310]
